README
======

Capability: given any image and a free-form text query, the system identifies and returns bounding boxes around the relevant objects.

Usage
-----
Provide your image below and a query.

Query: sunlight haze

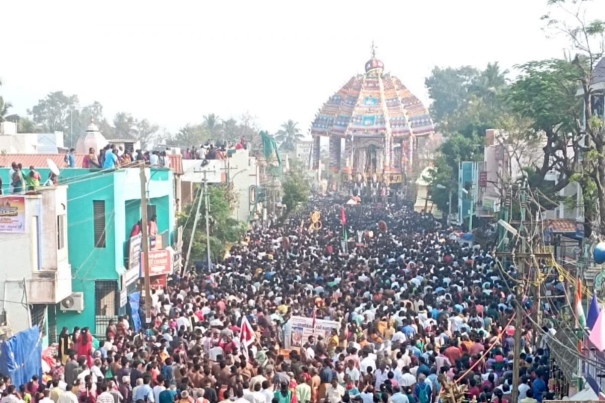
[2,0,602,134]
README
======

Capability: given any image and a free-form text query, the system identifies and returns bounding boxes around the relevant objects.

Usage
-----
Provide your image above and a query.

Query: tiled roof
[168,155,183,175]
[0,154,85,169]
[544,219,577,233]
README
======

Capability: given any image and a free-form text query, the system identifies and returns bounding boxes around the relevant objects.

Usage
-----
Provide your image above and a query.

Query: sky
[1,0,604,136]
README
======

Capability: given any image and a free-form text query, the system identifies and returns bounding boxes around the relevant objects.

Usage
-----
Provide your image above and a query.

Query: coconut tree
[0,80,18,123]
[275,120,303,152]
[203,113,223,141]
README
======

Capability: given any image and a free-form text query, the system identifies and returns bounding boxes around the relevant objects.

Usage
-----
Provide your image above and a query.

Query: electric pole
[497,180,550,403]
[184,169,216,272]
[204,175,212,270]
[139,162,152,324]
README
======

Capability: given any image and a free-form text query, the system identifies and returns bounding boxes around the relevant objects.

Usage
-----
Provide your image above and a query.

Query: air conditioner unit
[60,292,84,312]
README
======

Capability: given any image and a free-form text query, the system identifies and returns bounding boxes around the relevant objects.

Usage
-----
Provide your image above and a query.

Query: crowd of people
[183,138,247,161]
[0,196,563,403]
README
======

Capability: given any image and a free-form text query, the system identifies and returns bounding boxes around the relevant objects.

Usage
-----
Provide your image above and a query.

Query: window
[94,281,119,339]
[30,305,46,335]
[93,201,106,248]
[95,280,118,316]
[57,215,65,250]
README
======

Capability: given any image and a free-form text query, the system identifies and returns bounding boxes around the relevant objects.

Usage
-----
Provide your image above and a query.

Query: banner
[149,275,167,290]
[140,250,172,277]
[0,196,26,233]
[285,316,340,349]
[128,292,142,332]
[123,234,142,289]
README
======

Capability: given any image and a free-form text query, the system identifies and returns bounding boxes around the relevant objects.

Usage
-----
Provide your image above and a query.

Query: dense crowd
[0,196,561,403]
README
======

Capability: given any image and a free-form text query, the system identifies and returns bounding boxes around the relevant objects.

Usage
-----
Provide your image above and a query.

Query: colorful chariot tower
[310,44,435,188]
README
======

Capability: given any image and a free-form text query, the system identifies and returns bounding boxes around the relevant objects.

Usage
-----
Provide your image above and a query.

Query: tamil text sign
[140,250,172,277]
[0,196,26,233]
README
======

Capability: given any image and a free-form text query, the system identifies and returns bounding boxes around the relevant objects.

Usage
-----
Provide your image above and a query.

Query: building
[0,121,65,154]
[309,46,436,189]
[295,140,313,167]
[0,165,176,339]
[0,187,72,342]
[57,167,175,337]
[181,148,259,222]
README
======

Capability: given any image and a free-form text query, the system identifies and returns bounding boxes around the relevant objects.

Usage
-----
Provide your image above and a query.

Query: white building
[295,140,313,167]
[181,149,259,222]
[0,121,65,154]
[0,187,72,336]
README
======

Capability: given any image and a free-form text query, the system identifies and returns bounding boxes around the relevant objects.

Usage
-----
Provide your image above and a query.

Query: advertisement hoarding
[0,196,26,233]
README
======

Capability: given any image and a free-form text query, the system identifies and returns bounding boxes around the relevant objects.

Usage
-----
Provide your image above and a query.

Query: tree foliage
[281,158,310,218]
[0,80,18,123]
[179,185,246,265]
[428,133,483,213]
[275,120,303,152]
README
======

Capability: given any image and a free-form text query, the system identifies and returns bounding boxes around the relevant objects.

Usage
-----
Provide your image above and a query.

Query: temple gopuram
[310,44,436,192]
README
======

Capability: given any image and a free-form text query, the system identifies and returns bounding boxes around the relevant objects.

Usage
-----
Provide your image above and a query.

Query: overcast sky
[2,0,603,135]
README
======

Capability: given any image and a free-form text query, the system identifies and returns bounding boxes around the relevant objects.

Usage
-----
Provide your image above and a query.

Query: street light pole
[204,176,211,269]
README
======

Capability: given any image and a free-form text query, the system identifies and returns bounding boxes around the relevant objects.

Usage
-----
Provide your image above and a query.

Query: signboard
[123,234,142,288]
[119,289,127,307]
[284,316,340,349]
[176,226,183,252]
[129,235,142,272]
[150,275,167,290]
[478,171,488,188]
[140,250,172,277]
[0,196,26,233]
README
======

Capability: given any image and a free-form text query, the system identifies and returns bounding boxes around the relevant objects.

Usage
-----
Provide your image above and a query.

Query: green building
[0,162,176,340]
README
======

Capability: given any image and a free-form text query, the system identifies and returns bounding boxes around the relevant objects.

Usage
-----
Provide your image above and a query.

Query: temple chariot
[310,44,436,196]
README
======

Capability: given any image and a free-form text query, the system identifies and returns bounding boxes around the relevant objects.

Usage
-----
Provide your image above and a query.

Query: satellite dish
[47,159,60,176]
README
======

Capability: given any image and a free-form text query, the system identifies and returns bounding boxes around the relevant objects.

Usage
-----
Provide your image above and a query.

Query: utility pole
[139,162,152,324]
[188,169,216,270]
[204,176,212,269]
[183,184,204,273]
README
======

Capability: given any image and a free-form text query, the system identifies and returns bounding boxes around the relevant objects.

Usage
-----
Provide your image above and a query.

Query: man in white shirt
[345,360,361,383]
[325,379,345,403]
[250,384,266,403]
[96,384,114,403]
[400,367,416,388]
[153,380,166,403]
[242,383,255,403]
[260,381,273,403]
[360,353,376,374]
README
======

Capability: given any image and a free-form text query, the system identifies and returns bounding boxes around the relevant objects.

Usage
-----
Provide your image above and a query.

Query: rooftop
[0,153,183,175]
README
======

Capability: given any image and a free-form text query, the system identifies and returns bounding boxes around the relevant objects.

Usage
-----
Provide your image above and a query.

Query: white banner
[285,316,340,349]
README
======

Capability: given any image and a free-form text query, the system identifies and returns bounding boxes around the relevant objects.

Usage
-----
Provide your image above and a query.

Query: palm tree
[0,96,18,123]
[0,80,19,123]
[275,120,303,152]
[470,62,508,100]
[203,113,223,140]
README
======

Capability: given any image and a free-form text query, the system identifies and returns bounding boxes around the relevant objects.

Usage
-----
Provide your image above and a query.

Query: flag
[589,309,605,351]
[341,207,347,225]
[588,294,600,330]
[576,279,586,352]
[576,279,587,328]
[239,316,256,359]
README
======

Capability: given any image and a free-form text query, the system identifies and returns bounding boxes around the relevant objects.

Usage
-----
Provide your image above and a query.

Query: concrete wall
[0,187,72,334]
[52,168,175,333]
[0,167,174,335]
